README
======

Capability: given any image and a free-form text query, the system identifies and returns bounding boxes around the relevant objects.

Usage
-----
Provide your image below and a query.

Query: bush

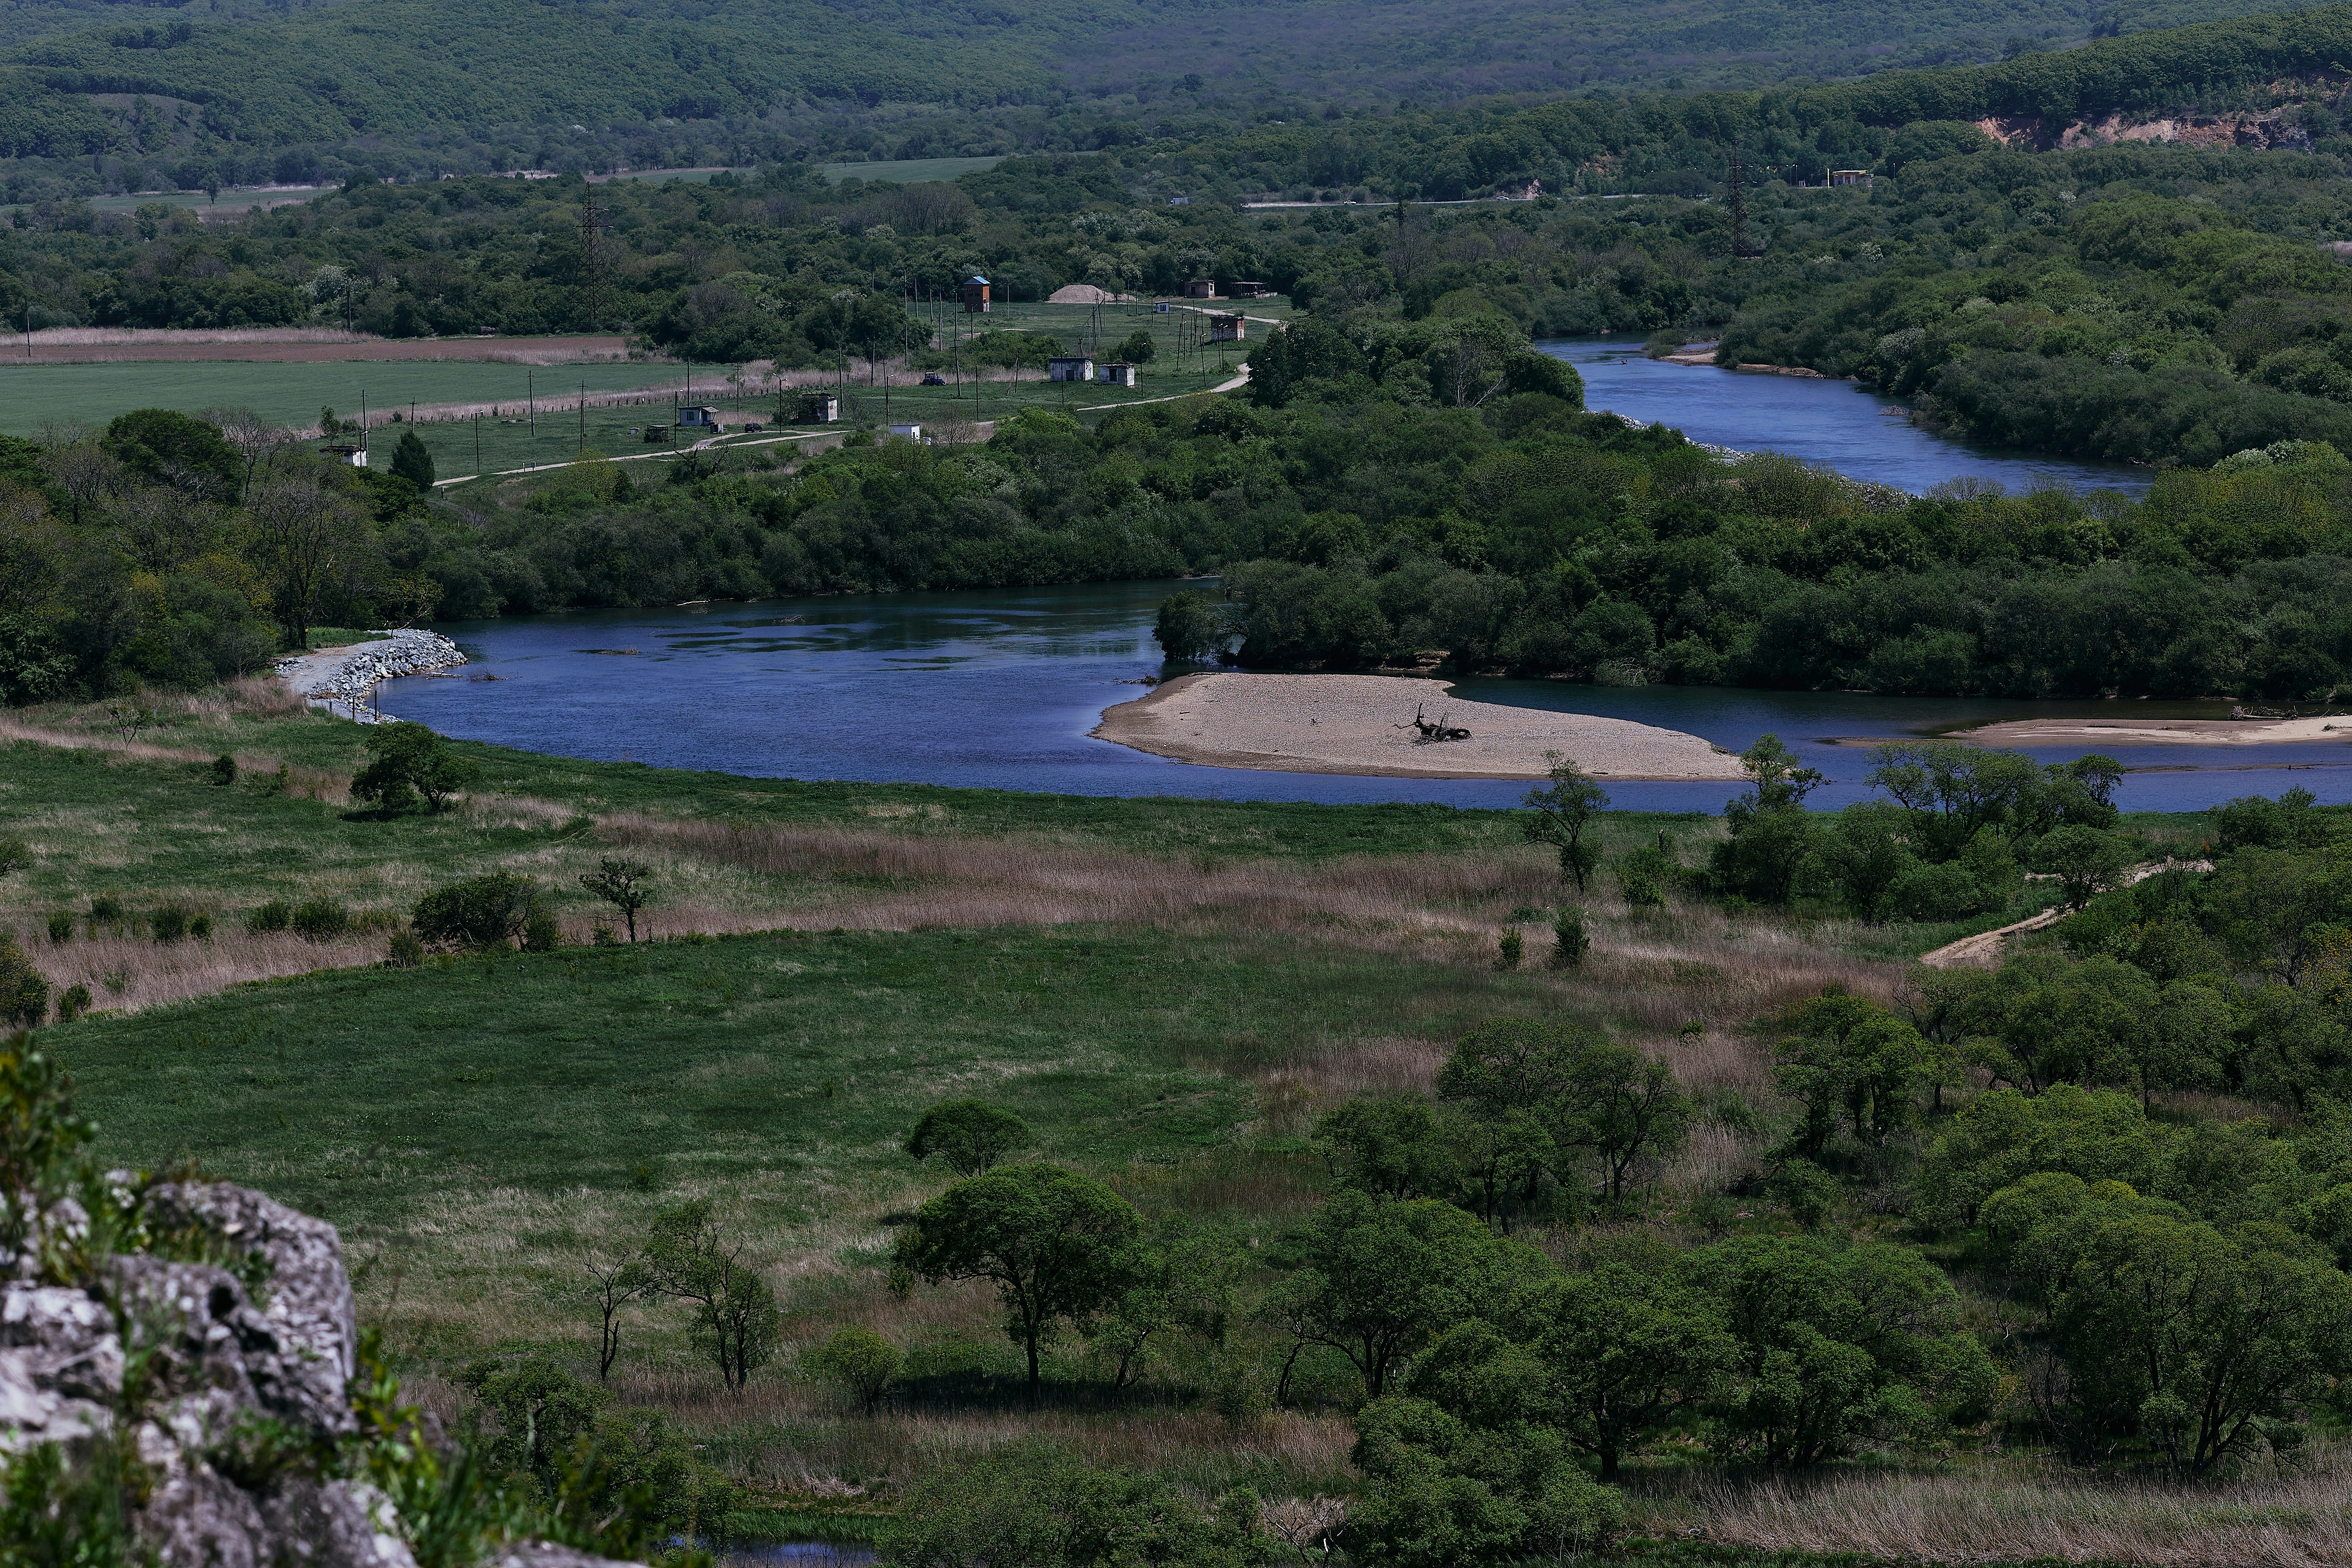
[54,983,90,1023]
[45,913,70,946]
[413,872,541,951]
[1552,908,1589,968]
[0,934,47,1027]
[1889,860,1987,922]
[150,906,188,944]
[386,929,424,968]
[246,899,292,934]
[208,754,237,787]
[289,898,350,941]
[187,911,211,941]
[522,905,563,953]
[804,1328,902,1413]
[1496,928,1523,969]
[86,896,122,936]
[351,721,481,815]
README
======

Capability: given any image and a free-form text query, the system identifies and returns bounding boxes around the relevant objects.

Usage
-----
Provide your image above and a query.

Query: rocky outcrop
[0,1180,637,1568]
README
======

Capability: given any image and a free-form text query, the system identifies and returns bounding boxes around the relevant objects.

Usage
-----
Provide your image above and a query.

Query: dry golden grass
[1659,1457,2352,1566]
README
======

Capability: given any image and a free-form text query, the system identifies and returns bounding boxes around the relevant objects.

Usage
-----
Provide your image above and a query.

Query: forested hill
[0,0,2346,200]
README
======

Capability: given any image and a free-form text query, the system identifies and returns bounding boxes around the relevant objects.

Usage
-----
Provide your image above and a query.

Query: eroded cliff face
[0,1179,629,1568]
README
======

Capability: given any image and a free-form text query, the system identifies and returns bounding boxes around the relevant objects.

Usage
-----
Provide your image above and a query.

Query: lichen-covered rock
[0,1179,639,1568]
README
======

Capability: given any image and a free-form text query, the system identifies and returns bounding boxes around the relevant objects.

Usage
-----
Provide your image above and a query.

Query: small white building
[677,405,721,428]
[1047,356,1096,383]
[887,422,925,442]
[797,393,841,423]
[1096,362,1138,387]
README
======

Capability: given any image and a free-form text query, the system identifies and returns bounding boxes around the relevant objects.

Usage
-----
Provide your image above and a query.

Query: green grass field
[0,357,698,437]
[819,156,1007,184]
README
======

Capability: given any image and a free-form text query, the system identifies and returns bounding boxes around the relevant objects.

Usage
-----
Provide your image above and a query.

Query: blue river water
[379,582,2352,814]
[1543,337,2155,497]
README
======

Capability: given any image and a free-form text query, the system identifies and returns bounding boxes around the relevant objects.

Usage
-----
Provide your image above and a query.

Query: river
[1542,337,2155,497]
[378,583,2352,812]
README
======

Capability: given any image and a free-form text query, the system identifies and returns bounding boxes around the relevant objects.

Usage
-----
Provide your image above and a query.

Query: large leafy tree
[894,1162,1139,1404]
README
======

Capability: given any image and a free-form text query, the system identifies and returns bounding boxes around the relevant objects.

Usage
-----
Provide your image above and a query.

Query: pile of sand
[1094,673,1746,781]
[1046,284,1136,304]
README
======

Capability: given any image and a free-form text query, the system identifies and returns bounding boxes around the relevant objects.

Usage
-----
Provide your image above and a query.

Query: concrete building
[796,393,840,423]
[676,405,721,428]
[1184,279,1217,299]
[1046,355,1096,382]
[1096,362,1138,387]
[1209,313,1245,343]
[1828,169,1871,187]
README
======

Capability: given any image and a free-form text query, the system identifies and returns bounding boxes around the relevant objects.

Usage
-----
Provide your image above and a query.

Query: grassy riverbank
[4,687,2304,1563]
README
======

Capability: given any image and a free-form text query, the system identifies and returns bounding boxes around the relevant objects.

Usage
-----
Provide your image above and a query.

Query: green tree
[1152,589,1227,663]
[1348,1396,1621,1568]
[1682,1234,1995,1468]
[1436,1020,1572,1227]
[1112,328,1157,364]
[412,870,543,951]
[1865,741,2042,861]
[2036,825,2137,911]
[1815,801,1917,922]
[904,1099,1034,1176]
[1532,1262,1736,1480]
[351,721,481,814]
[1265,1190,1520,1399]
[1986,1177,2352,1474]
[644,1200,782,1392]
[803,1327,902,1413]
[1773,987,1933,1155]
[1710,735,1824,905]
[1315,1094,1458,1201]
[0,837,29,878]
[1548,1036,1692,1204]
[101,408,245,501]
[1088,1218,1245,1391]
[894,1163,1140,1404]
[389,428,436,492]
[1521,752,1609,892]
[586,1254,651,1381]
[577,856,654,942]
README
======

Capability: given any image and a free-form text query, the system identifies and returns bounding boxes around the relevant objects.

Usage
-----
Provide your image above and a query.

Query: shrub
[412,872,540,951]
[386,930,424,968]
[0,837,29,877]
[54,984,90,1024]
[803,1328,901,1413]
[0,935,47,1027]
[45,913,70,946]
[1496,928,1523,969]
[246,899,292,934]
[187,911,211,942]
[1552,908,1589,968]
[905,1101,1034,1176]
[150,906,188,944]
[86,896,123,937]
[522,905,563,953]
[289,898,350,941]
[208,754,237,787]
[352,721,480,814]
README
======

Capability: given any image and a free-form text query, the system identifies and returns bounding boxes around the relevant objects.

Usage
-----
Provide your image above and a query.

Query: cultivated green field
[819,155,1007,184]
[0,357,699,437]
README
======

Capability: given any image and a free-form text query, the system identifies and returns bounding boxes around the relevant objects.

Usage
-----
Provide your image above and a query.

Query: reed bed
[1675,1461,2352,1567]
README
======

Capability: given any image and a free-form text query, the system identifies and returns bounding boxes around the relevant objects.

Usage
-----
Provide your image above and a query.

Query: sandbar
[1093,673,1747,781]
[1956,715,2352,748]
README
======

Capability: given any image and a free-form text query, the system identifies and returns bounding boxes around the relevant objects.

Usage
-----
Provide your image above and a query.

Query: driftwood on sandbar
[1398,703,1471,743]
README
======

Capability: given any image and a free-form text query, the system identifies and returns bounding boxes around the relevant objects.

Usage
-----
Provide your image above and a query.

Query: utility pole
[578,189,610,329]
[359,390,368,466]
[527,371,536,469]
[579,382,585,445]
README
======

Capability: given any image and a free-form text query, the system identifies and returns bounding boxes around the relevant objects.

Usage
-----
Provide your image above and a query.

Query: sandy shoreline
[1948,715,2352,748]
[1093,673,1747,781]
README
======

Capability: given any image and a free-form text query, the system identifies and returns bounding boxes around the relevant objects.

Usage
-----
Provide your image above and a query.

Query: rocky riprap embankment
[0,1179,631,1568]
[274,629,465,723]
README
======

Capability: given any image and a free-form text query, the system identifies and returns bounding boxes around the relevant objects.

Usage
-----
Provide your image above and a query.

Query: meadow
[819,156,1008,185]
[19,680,2320,1564]
[0,355,698,437]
